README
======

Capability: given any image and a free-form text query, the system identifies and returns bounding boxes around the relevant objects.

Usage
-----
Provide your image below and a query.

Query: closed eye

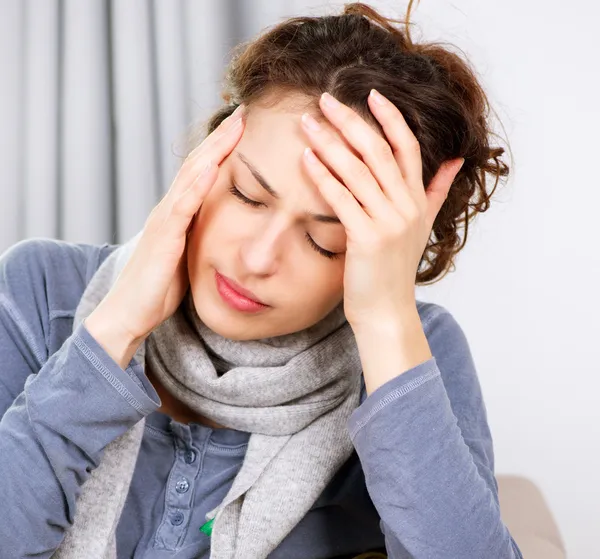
[229,184,264,208]
[228,184,341,260]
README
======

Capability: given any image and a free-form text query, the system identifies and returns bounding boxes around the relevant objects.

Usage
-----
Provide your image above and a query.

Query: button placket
[170,511,184,526]
[176,478,190,493]
[153,423,205,551]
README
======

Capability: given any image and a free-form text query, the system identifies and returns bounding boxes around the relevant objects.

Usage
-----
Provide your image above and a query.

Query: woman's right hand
[85,105,246,367]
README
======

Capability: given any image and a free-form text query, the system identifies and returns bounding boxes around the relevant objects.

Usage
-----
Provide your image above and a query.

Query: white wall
[325,1,599,557]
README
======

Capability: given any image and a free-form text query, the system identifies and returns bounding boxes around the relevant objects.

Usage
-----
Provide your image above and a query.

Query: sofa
[498,475,566,558]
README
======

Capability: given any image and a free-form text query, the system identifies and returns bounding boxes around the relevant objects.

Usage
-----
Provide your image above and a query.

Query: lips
[217,272,267,305]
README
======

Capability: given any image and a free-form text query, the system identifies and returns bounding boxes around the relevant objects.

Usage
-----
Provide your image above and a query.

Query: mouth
[215,271,270,313]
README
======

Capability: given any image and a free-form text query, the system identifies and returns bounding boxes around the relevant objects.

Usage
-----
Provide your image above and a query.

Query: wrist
[350,305,432,395]
[84,305,146,370]
[349,301,421,338]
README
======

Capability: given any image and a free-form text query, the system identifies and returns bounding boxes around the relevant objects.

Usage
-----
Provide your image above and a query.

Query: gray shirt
[0,238,523,558]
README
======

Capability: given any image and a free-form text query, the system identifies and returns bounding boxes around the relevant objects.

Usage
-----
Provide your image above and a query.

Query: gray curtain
[0,0,334,253]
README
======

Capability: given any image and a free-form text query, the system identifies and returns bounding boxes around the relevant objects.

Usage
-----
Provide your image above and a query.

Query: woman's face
[186,95,350,341]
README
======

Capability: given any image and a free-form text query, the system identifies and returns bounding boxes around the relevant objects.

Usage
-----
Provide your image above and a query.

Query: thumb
[425,158,464,227]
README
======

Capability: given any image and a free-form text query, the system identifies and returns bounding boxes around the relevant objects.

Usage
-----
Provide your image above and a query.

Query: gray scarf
[52,233,363,559]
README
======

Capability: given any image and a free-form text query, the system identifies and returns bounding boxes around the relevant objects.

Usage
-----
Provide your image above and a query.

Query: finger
[424,158,464,228]
[160,160,218,239]
[366,89,424,194]
[317,93,413,213]
[148,114,244,233]
[188,104,246,160]
[170,106,246,197]
[302,147,371,235]
[301,112,394,221]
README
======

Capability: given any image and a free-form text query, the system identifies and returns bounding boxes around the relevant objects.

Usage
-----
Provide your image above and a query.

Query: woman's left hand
[300,89,464,330]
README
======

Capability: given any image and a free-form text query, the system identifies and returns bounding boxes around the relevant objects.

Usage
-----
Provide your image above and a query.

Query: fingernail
[370,89,387,106]
[321,92,340,109]
[303,147,319,165]
[302,113,321,132]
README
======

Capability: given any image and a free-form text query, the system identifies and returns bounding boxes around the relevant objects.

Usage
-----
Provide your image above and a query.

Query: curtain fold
[0,0,25,250]
[0,0,336,253]
[24,0,60,240]
[61,0,113,243]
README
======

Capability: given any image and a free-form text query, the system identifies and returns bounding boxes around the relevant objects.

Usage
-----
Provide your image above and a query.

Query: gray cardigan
[0,238,522,558]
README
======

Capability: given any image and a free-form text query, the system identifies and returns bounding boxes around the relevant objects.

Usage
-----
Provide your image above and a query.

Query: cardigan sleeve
[347,307,523,559]
[0,240,160,558]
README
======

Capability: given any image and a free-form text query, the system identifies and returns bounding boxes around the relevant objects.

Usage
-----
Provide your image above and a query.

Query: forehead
[231,94,363,200]
[225,97,329,203]
[233,91,385,167]
[237,96,345,160]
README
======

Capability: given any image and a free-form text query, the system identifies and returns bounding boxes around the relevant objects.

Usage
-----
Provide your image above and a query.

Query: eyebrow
[235,151,341,224]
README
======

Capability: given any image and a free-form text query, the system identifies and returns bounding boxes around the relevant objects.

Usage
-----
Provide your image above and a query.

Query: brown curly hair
[187,1,510,284]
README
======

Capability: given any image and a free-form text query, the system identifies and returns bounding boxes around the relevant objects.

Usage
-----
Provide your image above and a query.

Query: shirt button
[184,449,197,464]
[176,478,190,493]
[171,511,184,526]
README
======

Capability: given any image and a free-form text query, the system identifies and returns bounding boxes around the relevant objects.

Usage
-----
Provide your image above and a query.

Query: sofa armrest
[497,475,566,559]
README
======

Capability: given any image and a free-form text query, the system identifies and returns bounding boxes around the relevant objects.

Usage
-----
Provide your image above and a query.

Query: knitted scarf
[51,233,363,558]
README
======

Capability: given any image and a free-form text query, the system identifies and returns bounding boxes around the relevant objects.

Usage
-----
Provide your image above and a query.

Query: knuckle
[334,184,353,207]
[172,193,190,215]
[320,133,337,151]
[410,138,421,154]
[176,162,197,187]
[404,205,420,223]
[373,138,391,160]
[189,158,210,179]
[354,163,372,181]
[178,159,208,190]
[388,222,406,239]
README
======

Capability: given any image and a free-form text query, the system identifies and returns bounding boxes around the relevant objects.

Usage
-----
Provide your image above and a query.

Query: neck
[145,360,225,428]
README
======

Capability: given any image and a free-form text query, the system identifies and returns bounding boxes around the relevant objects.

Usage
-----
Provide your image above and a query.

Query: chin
[205,319,257,341]
[190,285,271,341]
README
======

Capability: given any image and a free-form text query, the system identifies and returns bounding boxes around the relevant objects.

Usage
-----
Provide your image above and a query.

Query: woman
[0,2,520,558]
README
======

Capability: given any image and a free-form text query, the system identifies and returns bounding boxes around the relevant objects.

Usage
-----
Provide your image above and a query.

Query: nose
[239,221,286,277]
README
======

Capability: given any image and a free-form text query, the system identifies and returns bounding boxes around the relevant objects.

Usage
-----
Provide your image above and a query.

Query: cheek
[292,260,345,310]
[186,190,232,271]
[192,190,241,245]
